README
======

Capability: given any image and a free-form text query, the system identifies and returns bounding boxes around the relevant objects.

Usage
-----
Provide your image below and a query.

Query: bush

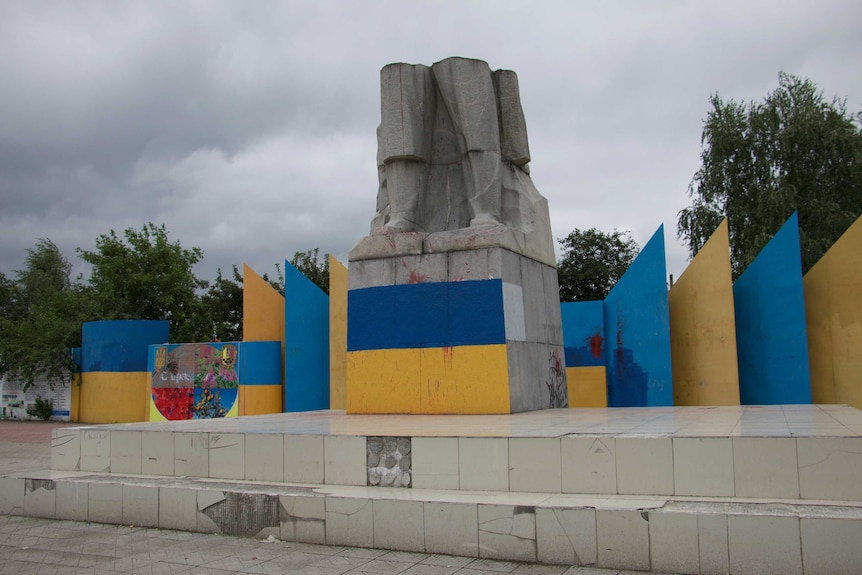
[26,395,53,421]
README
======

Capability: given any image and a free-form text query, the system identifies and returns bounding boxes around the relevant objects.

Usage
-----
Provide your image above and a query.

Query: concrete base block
[347,240,567,414]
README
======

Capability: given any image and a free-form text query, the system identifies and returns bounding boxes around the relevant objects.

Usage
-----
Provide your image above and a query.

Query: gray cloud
[1,0,861,288]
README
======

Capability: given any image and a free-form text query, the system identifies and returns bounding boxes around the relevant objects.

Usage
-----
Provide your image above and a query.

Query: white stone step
[30,406,862,573]
[2,471,861,574]
[50,406,862,502]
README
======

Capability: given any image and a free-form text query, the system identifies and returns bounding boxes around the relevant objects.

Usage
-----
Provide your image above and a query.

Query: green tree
[291,248,330,295]
[78,223,208,342]
[678,72,862,278]
[199,266,244,341]
[557,228,639,302]
[15,238,72,305]
[0,240,87,388]
[0,271,23,323]
[263,264,284,296]
[198,254,327,341]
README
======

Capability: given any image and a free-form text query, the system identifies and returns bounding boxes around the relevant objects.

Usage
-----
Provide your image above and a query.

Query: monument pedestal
[346,226,567,414]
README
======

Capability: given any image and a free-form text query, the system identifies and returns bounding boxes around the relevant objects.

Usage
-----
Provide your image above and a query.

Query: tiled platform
[2,406,862,573]
[49,405,862,500]
[49,403,862,437]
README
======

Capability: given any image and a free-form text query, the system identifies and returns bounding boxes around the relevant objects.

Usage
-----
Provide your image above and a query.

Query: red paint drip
[407,271,427,284]
[588,332,603,359]
[442,346,454,366]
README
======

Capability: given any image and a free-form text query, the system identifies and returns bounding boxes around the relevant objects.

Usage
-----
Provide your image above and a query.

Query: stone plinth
[348,57,566,413]
[346,226,567,414]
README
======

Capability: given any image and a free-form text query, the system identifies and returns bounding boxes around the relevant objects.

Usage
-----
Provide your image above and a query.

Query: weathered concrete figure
[348,57,566,414]
[370,57,554,266]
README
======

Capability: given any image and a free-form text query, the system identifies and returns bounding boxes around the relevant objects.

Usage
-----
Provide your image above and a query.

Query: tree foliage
[291,248,330,295]
[196,253,328,342]
[0,240,85,388]
[557,228,639,302]
[262,264,284,297]
[199,266,244,342]
[678,72,862,278]
[77,223,208,342]
[1,226,336,388]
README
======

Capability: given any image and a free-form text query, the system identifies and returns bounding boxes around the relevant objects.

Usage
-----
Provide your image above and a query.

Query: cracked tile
[325,498,373,548]
[478,505,536,562]
[535,508,595,566]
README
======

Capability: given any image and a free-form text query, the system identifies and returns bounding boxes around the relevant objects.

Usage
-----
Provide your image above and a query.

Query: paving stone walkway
[0,514,679,575]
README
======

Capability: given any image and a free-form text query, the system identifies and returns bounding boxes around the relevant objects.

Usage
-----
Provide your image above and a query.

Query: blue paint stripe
[81,320,169,372]
[283,259,330,412]
[603,225,673,407]
[239,341,282,385]
[734,212,811,404]
[348,279,506,351]
[561,301,605,368]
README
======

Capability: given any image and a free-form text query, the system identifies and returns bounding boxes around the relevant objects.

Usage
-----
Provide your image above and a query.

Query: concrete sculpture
[347,57,567,414]
[366,56,555,267]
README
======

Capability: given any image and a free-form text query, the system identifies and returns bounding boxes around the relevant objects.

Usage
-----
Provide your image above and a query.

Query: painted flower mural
[151,343,240,420]
[152,387,194,420]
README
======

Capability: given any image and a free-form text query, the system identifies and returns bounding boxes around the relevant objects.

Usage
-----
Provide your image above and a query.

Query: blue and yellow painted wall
[242,263,285,415]
[63,207,862,420]
[560,212,862,410]
[78,320,168,423]
[347,278,512,414]
[561,300,607,407]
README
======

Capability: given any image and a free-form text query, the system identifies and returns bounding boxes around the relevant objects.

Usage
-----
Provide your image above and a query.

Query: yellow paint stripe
[566,366,607,408]
[329,255,348,410]
[79,372,148,424]
[419,345,510,414]
[668,219,740,406]
[347,348,422,413]
[239,385,282,416]
[347,345,510,414]
[804,214,862,408]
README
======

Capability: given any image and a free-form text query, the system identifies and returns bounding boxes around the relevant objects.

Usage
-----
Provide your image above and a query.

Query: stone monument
[347,57,567,414]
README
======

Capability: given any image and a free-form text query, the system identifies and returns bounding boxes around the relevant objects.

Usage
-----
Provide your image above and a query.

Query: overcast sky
[2,1,860,286]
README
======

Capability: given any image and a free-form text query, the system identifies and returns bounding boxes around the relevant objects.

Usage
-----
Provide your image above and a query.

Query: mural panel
[150,343,240,420]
